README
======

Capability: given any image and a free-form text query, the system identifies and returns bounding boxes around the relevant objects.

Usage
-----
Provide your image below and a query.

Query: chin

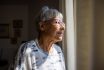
[56,37,63,42]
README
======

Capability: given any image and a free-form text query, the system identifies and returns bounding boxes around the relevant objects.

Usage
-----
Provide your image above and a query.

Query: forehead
[53,16,63,21]
[43,16,63,23]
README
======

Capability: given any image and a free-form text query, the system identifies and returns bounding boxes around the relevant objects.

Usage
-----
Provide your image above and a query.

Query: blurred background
[0,0,104,70]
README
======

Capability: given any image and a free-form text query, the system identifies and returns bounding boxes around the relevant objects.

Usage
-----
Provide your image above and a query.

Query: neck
[38,35,54,53]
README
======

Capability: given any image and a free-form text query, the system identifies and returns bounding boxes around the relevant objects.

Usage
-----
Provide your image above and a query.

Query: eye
[54,21,64,24]
[53,19,64,24]
[55,21,60,24]
[58,22,60,24]
[55,21,58,23]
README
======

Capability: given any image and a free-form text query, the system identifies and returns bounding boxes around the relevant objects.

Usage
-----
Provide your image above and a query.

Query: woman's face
[40,17,65,42]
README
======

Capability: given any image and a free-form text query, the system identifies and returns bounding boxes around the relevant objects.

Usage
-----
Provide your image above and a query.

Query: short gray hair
[40,6,63,21]
[35,6,63,36]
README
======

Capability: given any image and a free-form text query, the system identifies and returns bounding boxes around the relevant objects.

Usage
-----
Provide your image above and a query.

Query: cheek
[52,24,60,29]
[50,25,59,32]
[45,24,60,35]
[47,28,57,33]
[44,28,56,36]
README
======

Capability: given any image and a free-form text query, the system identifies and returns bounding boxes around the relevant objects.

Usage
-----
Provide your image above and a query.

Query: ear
[39,22,46,31]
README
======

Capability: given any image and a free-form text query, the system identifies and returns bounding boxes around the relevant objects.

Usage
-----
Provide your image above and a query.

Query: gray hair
[35,6,63,36]
[40,6,63,21]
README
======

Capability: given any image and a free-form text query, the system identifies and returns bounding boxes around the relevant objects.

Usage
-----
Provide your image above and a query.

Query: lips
[57,31,64,36]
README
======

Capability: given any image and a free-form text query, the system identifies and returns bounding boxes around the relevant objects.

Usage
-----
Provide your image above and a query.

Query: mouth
[57,31,64,36]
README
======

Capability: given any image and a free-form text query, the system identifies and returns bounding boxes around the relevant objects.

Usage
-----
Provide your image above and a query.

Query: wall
[0,1,59,70]
[0,5,28,70]
[76,0,94,70]
[94,0,104,70]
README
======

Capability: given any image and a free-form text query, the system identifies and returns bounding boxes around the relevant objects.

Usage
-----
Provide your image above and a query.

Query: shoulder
[22,40,37,48]
[18,40,37,55]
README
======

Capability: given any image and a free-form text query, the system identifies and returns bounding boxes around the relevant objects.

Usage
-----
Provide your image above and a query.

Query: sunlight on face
[44,17,65,42]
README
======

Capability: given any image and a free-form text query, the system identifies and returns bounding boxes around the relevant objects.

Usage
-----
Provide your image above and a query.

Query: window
[59,0,76,70]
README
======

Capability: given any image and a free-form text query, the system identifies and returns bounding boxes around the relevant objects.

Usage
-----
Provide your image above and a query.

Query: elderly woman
[13,6,65,70]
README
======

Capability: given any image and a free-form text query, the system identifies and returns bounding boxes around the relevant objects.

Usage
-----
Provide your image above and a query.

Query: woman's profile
[9,6,66,70]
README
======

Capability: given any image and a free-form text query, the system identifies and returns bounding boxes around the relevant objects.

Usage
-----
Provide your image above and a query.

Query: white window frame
[59,0,76,70]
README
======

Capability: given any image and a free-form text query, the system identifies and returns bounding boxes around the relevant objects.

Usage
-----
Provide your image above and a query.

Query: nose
[60,23,65,30]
